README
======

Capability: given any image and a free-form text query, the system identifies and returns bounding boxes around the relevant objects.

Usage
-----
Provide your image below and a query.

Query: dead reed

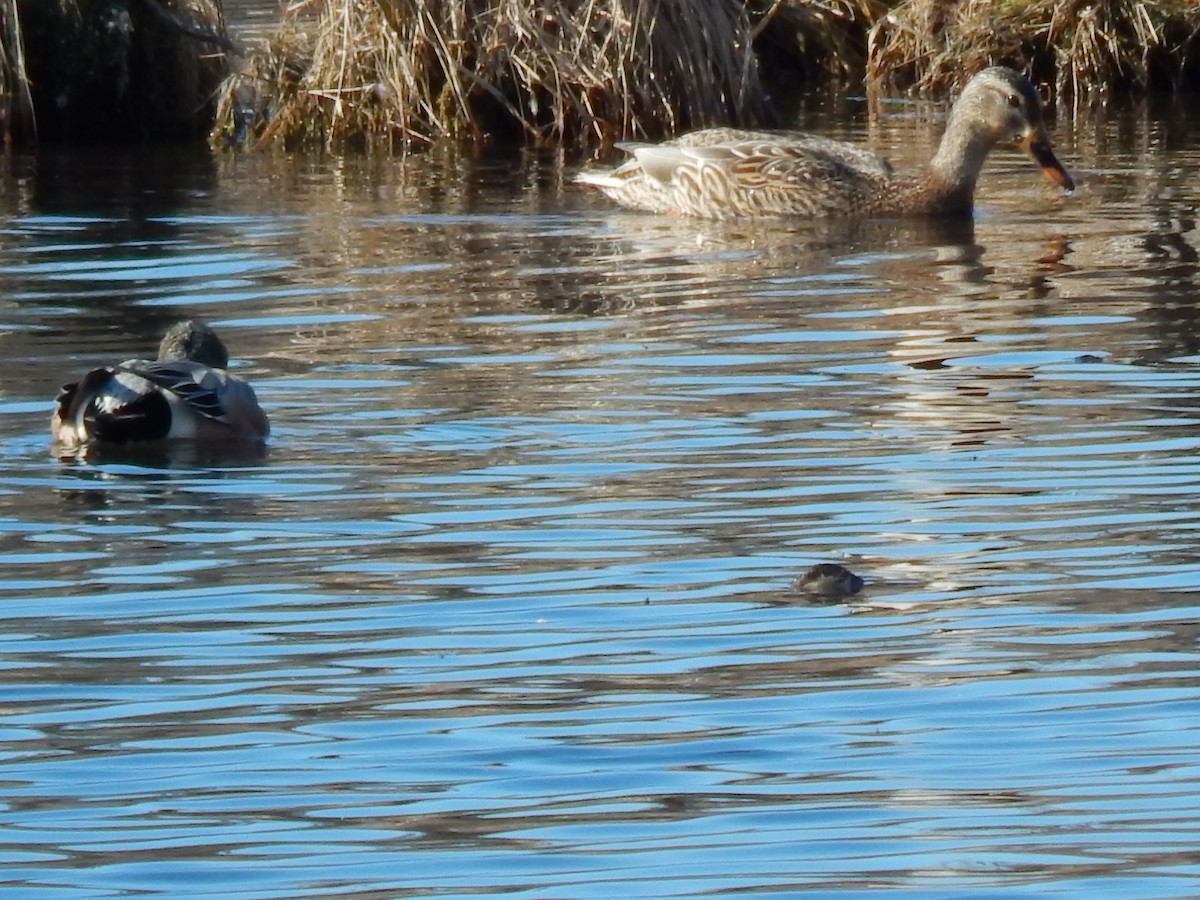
[214,0,797,151]
[868,0,1200,102]
[3,1,1198,152]
[213,0,1200,153]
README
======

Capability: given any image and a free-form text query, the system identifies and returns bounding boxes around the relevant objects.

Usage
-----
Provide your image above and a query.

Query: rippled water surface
[4,101,1200,897]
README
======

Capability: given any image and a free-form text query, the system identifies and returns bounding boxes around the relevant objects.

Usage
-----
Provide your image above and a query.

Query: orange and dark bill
[1025,136,1074,192]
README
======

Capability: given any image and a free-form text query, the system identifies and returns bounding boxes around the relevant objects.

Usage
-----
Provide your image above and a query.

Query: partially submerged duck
[52,319,269,455]
[792,563,864,599]
[576,67,1073,219]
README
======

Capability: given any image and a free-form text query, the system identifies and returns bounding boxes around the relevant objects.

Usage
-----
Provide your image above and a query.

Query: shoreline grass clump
[2,1,1198,153]
[214,0,1200,154]
[867,0,1200,101]
[213,0,783,152]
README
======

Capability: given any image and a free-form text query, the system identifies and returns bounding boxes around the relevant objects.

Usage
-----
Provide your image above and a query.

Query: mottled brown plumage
[576,68,1073,220]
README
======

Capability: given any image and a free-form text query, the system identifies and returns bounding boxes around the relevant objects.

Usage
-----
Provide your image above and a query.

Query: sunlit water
[4,98,1200,897]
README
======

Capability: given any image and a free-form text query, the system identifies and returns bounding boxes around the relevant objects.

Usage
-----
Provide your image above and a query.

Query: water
[4,99,1200,897]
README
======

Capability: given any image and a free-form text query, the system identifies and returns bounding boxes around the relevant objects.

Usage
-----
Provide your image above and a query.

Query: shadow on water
[53,439,270,469]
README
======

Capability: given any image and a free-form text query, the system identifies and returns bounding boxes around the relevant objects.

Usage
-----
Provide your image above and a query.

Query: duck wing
[605,131,893,218]
[626,138,890,187]
[124,359,270,440]
[657,129,893,176]
[122,360,228,420]
[52,362,175,447]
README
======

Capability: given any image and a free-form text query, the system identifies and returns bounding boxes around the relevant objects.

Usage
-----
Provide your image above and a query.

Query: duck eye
[1007,94,1021,108]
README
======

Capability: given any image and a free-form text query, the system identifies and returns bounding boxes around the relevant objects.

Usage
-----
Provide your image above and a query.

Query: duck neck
[925,116,998,210]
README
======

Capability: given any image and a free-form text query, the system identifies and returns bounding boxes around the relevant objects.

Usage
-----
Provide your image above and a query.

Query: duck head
[953,67,1074,192]
[158,319,230,368]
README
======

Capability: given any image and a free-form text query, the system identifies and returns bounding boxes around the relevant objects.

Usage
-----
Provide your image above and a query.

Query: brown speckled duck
[576,67,1073,219]
[52,319,269,455]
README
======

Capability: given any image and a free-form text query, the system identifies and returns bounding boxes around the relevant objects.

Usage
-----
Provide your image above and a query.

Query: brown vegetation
[212,0,900,152]
[868,0,1200,103]
[5,1,1200,152]
[214,0,785,152]
[214,0,1200,153]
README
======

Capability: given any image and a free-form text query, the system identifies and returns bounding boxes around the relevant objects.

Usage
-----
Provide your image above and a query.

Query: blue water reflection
[3,105,1200,896]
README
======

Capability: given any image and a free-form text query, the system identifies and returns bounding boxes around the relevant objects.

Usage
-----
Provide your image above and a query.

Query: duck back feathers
[601,132,895,219]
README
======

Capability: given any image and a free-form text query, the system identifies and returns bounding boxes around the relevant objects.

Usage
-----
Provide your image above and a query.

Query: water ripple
[4,119,1200,896]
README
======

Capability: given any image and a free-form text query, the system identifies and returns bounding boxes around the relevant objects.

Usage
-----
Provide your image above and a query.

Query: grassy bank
[211,0,885,152]
[869,0,1200,102]
[5,1,1195,151]
[214,0,1200,153]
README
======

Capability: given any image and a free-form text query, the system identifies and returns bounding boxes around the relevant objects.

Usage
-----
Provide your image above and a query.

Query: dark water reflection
[4,102,1200,896]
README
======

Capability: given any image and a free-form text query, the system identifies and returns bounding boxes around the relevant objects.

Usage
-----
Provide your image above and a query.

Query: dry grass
[215,0,1200,153]
[868,0,1200,101]
[215,0,786,152]
[0,0,39,145]
[3,1,1199,152]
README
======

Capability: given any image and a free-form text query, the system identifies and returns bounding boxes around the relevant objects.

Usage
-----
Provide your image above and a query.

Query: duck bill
[1023,133,1074,193]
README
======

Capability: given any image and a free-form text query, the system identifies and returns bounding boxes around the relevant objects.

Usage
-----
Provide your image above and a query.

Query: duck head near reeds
[576,67,1073,220]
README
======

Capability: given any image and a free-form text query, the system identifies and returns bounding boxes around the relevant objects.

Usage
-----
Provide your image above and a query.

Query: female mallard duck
[52,319,269,454]
[576,67,1073,219]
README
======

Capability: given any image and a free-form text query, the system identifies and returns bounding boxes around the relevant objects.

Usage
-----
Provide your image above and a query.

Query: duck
[52,319,269,454]
[576,67,1073,219]
[792,563,865,599]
